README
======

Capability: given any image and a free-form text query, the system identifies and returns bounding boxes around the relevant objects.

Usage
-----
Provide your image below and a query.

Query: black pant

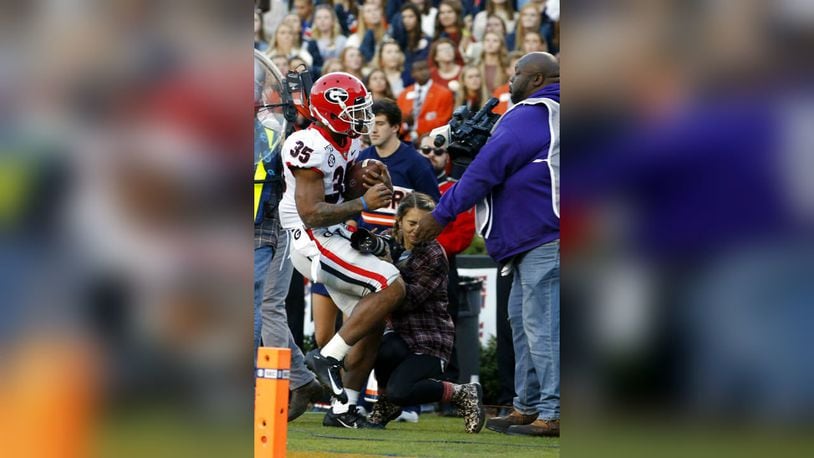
[442,255,461,382]
[375,332,445,406]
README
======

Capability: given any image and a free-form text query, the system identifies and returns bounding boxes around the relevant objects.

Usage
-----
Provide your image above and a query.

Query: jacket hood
[529,83,559,103]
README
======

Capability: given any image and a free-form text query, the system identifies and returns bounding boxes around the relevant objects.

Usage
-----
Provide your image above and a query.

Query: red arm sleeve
[435,181,475,256]
[436,208,475,256]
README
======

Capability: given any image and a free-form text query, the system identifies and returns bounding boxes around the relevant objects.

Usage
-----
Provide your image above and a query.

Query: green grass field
[288,411,560,457]
[98,408,559,457]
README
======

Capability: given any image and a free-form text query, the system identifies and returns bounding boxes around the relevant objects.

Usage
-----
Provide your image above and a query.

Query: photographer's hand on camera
[362,182,393,211]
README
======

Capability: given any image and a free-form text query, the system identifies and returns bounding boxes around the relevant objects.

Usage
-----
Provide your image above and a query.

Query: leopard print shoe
[367,397,402,428]
[452,383,485,433]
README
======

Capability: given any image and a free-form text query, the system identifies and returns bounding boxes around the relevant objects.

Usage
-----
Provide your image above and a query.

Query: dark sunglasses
[420,146,444,156]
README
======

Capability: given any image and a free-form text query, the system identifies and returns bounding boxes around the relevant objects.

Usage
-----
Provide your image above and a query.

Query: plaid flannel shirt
[389,240,455,363]
[254,190,282,249]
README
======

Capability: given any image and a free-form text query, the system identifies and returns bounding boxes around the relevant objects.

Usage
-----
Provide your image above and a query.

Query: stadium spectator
[389,3,432,88]
[321,57,345,74]
[365,68,396,101]
[339,46,367,80]
[261,0,288,42]
[376,39,407,97]
[357,99,441,230]
[414,52,560,437]
[521,0,558,53]
[429,38,464,92]
[281,12,320,73]
[461,0,486,17]
[279,13,324,74]
[472,0,517,42]
[283,12,305,45]
[366,193,484,433]
[477,31,510,94]
[464,14,509,63]
[508,3,543,51]
[269,55,290,76]
[384,0,403,23]
[310,4,348,63]
[293,0,314,37]
[454,65,489,112]
[521,31,548,54]
[412,0,438,38]
[288,55,308,74]
[267,22,314,67]
[332,0,359,36]
[380,1,438,38]
[255,11,269,51]
[433,0,466,48]
[397,59,455,142]
[346,1,388,63]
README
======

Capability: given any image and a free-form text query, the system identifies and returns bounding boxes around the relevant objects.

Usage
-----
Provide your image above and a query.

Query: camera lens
[350,228,388,256]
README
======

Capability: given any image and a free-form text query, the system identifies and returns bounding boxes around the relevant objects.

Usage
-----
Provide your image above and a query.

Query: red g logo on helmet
[309,72,374,137]
[325,88,349,104]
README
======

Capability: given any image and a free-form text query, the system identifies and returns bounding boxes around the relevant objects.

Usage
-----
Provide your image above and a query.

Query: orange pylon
[255,347,291,458]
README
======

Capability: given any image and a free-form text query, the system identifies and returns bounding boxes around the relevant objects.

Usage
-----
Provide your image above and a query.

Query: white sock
[346,389,360,407]
[332,397,350,414]
[331,389,360,414]
[321,334,351,361]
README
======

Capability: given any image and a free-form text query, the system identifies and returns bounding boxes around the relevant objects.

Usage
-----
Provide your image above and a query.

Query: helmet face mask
[338,93,374,136]
[309,72,373,137]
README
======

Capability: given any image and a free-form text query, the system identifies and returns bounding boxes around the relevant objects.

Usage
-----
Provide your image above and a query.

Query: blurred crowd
[255,0,559,143]
[563,0,814,448]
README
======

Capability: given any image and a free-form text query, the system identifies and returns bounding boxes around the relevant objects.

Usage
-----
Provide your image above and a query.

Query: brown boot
[287,378,325,422]
[506,418,560,437]
[485,409,537,434]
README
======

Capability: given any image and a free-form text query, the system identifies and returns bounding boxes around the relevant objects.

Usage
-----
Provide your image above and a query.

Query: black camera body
[433,97,501,177]
[350,228,393,257]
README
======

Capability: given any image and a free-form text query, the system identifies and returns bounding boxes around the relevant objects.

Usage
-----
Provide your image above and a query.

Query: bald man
[414,52,560,437]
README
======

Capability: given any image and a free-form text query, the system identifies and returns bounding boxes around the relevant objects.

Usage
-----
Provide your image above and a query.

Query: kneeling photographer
[413,52,561,437]
[357,192,485,433]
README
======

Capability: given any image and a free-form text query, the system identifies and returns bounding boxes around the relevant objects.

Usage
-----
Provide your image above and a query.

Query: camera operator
[414,52,560,437]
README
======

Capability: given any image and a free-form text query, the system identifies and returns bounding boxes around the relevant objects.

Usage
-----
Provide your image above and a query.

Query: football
[344,159,390,199]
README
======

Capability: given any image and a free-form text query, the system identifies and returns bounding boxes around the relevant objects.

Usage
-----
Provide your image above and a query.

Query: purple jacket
[433,84,560,263]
